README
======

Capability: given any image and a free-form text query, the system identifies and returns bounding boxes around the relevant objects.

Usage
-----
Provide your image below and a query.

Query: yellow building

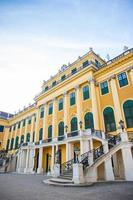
[0,48,133,182]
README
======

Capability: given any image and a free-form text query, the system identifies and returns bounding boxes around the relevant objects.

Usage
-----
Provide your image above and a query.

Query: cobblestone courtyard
[0,174,133,200]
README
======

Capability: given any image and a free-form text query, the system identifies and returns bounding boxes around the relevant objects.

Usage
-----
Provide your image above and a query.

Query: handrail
[60,158,74,174]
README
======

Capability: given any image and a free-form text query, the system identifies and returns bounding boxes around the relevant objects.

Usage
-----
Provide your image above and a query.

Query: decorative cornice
[108,74,116,81]
[127,66,133,72]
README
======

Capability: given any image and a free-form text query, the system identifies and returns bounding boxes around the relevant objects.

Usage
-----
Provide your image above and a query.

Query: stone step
[50,178,74,184]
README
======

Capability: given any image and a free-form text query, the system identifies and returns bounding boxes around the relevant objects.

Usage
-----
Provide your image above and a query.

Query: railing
[92,130,103,138]
[58,135,65,141]
[93,145,104,161]
[61,158,74,175]
[22,142,28,147]
[80,149,93,169]
[67,131,79,138]
[107,134,121,147]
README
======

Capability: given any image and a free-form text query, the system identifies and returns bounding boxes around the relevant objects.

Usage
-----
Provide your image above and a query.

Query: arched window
[26,133,30,142]
[48,125,52,142]
[84,112,94,130]
[39,128,43,141]
[123,100,133,128]
[20,135,24,144]
[6,139,10,151]
[58,121,64,140]
[15,136,19,149]
[103,107,116,132]
[71,117,78,132]
[10,138,14,150]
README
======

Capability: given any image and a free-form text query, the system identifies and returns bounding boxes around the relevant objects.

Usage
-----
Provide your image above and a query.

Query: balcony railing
[58,135,65,141]
[67,130,79,138]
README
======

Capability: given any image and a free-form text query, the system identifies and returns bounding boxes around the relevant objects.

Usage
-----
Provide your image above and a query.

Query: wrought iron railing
[80,149,93,169]
[107,134,121,146]
[60,158,74,175]
[67,130,79,138]
[58,135,65,141]
[93,145,104,161]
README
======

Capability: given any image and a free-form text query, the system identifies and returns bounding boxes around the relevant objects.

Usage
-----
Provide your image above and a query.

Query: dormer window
[52,81,56,87]
[45,86,48,91]
[71,68,77,75]
[83,60,89,68]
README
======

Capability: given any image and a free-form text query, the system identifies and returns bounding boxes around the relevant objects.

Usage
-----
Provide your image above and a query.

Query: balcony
[67,131,79,138]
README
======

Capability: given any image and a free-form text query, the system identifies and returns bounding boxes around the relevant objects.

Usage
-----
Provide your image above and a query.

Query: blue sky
[0,0,133,113]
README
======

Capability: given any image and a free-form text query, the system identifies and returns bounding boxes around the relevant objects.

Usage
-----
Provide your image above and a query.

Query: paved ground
[0,174,133,200]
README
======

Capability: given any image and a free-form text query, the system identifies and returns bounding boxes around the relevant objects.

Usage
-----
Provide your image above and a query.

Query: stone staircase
[59,169,73,180]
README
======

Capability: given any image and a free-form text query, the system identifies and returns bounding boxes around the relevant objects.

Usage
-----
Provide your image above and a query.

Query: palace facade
[0,48,133,182]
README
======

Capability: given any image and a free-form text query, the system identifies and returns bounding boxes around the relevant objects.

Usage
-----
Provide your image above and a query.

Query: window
[58,98,63,111]
[13,125,16,131]
[61,75,66,81]
[18,121,21,129]
[15,136,19,149]
[23,119,26,127]
[71,117,78,132]
[10,138,14,150]
[95,59,101,68]
[28,117,31,124]
[0,125,4,132]
[39,128,43,141]
[6,139,10,151]
[83,60,89,68]
[48,125,52,142]
[26,133,30,142]
[49,103,53,115]
[40,107,44,118]
[123,100,133,128]
[9,126,12,132]
[20,135,24,144]
[33,132,35,142]
[45,86,48,91]
[70,92,75,106]
[118,72,128,87]
[84,112,94,130]
[100,81,109,95]
[58,121,64,141]
[83,85,90,100]
[71,68,77,75]
[103,107,116,132]
[52,81,56,87]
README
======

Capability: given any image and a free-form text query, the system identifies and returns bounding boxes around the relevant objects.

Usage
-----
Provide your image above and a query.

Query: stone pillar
[109,76,123,128]
[80,139,90,155]
[104,156,114,181]
[28,148,35,173]
[120,131,128,142]
[51,145,55,172]
[88,78,100,130]
[24,149,29,173]
[75,85,82,131]
[52,98,57,138]
[43,103,48,140]
[121,145,133,181]
[66,142,73,161]
[73,163,84,184]
[30,114,35,143]
[64,92,69,134]
[37,147,43,174]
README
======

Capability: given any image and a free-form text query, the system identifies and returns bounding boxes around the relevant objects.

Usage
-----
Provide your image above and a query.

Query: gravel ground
[0,174,133,200]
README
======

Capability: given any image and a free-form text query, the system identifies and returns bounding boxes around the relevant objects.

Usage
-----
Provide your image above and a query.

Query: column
[127,67,133,84]
[89,78,100,130]
[66,142,74,161]
[64,92,69,134]
[43,103,48,140]
[75,85,83,131]
[104,156,115,181]
[24,149,29,173]
[80,139,90,155]
[109,76,123,127]
[52,98,58,138]
[28,148,35,173]
[51,145,55,171]
[37,147,43,173]
[30,114,35,143]
[121,145,133,181]
[35,108,40,143]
